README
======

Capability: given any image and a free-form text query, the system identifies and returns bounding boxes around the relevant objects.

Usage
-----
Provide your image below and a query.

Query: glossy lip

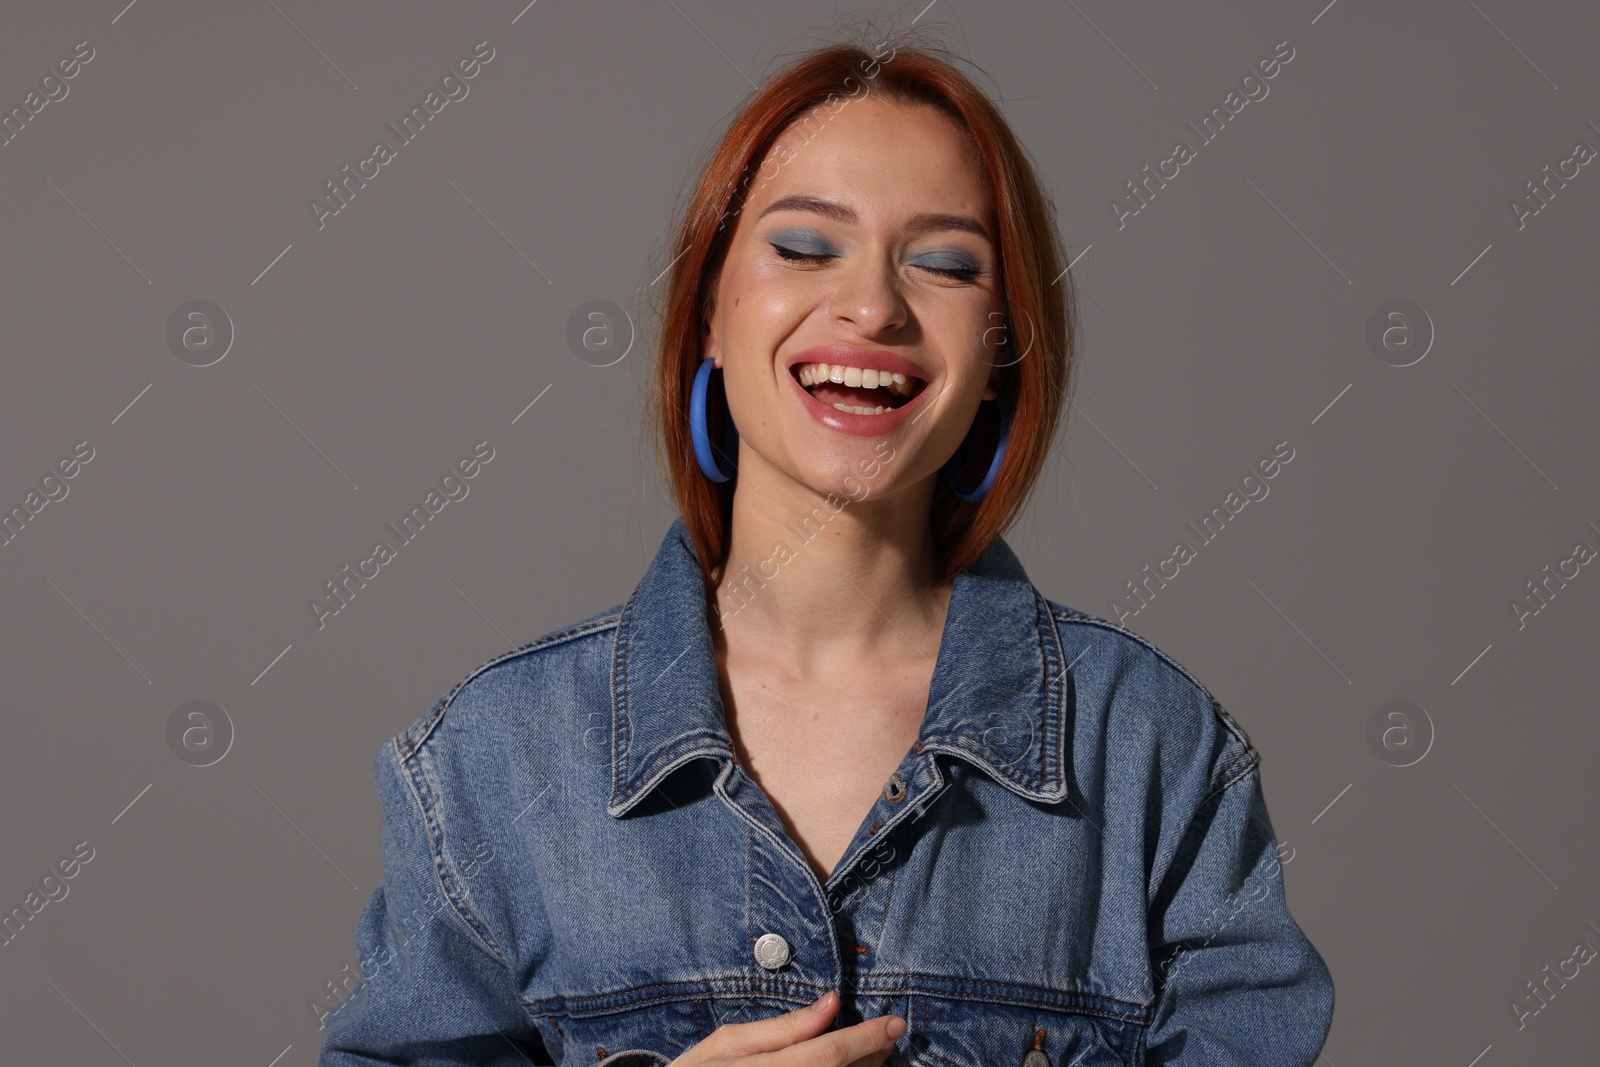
[782,345,934,438]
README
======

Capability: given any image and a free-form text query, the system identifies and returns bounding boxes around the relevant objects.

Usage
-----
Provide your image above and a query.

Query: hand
[668,991,906,1067]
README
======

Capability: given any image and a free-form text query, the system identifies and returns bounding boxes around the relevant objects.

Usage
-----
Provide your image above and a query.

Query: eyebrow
[755,194,993,243]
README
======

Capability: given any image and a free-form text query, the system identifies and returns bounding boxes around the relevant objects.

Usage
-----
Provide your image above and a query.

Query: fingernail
[811,991,833,1013]
[885,1016,906,1039]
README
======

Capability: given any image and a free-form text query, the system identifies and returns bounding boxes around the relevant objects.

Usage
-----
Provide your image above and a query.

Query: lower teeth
[832,402,889,415]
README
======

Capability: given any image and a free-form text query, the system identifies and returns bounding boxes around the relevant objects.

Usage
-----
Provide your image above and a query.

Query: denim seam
[870,828,904,962]
[393,737,511,968]
[902,986,1153,1025]
[915,1047,962,1067]
[1048,605,1260,762]
[620,736,732,798]
[1030,587,1065,788]
[1147,753,1249,900]
[612,586,637,804]
[692,996,714,1038]
[1201,748,1261,809]
[524,978,1153,1023]
[1202,692,1256,751]
[742,815,753,984]
[380,613,617,1031]
[399,610,622,758]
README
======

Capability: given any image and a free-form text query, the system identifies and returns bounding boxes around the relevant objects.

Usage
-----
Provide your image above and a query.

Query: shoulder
[1043,597,1260,797]
[362,605,623,967]
[391,602,624,764]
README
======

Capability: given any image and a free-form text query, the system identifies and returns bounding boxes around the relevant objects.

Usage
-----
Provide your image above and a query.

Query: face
[703,95,1006,508]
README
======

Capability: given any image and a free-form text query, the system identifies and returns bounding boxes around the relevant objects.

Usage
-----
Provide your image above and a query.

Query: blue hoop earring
[941,391,1010,502]
[690,358,739,483]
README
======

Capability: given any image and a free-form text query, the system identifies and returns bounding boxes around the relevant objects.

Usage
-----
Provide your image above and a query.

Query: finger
[702,991,841,1058]
[842,1040,897,1067]
[790,1013,905,1067]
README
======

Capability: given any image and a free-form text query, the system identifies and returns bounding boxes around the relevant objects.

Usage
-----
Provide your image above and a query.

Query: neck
[709,459,950,673]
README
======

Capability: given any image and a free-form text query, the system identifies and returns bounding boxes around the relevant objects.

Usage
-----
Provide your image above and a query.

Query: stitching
[917,1049,963,1067]
[395,739,508,966]
[382,609,624,1002]
[1047,603,1260,773]
[1032,586,1068,789]
[1201,747,1261,808]
[905,992,1142,1066]
[1048,604,1266,828]
[742,817,753,978]
[611,587,638,803]
[524,977,1154,1023]
[1025,587,1052,786]
[398,609,623,759]
[870,850,903,968]
[1048,605,1233,730]
[886,985,1152,1023]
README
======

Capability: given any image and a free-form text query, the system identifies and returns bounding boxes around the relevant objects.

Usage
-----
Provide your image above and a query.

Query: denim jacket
[318,517,1333,1066]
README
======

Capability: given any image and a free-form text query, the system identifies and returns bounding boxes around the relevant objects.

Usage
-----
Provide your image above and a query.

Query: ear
[701,301,722,369]
[981,365,999,402]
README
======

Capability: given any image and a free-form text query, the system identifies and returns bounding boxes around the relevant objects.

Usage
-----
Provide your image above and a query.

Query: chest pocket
[904,994,1141,1067]
[540,996,717,1067]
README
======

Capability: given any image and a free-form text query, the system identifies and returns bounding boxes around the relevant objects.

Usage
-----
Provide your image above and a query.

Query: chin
[789,439,903,505]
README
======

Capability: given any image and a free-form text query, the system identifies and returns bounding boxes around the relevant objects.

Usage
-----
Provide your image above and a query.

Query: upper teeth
[796,362,917,396]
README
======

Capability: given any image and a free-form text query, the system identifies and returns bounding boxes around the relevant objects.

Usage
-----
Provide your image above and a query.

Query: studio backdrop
[1,0,1596,1062]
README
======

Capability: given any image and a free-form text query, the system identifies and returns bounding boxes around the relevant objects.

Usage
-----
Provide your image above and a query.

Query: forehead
[743,95,993,224]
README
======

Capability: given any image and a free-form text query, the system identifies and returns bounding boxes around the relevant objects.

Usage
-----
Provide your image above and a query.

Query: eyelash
[770,243,982,283]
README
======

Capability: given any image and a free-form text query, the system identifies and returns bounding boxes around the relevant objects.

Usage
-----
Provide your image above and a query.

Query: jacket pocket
[543,995,716,1067]
[905,994,1140,1067]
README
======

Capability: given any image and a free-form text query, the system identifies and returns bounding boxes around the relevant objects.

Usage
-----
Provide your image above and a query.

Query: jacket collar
[607,517,1071,817]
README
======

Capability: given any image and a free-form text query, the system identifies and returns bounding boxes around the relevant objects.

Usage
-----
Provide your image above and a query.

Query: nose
[828,253,908,336]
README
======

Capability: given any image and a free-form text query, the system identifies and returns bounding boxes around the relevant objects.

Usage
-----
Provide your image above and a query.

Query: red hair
[644,28,1079,591]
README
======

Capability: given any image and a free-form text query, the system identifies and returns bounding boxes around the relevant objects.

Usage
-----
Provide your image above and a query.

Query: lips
[784,345,930,386]
[782,345,934,437]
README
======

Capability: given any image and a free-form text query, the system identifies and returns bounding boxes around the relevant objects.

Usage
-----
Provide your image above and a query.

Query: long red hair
[644,29,1078,591]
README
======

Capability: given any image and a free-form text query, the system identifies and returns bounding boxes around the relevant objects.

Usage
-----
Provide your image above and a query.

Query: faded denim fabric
[319,517,1334,1066]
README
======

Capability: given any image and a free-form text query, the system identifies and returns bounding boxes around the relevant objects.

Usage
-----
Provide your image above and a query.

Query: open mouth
[791,361,929,416]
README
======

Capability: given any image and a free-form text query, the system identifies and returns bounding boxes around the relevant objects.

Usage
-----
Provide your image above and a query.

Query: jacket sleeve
[1141,754,1335,1065]
[316,737,551,1064]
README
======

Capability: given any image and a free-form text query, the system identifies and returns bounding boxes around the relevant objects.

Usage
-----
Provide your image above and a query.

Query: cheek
[921,295,1001,363]
[726,275,816,343]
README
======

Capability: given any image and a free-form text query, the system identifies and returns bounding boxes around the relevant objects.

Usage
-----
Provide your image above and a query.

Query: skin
[684,94,1005,1065]
[701,93,1006,883]
[668,991,903,1067]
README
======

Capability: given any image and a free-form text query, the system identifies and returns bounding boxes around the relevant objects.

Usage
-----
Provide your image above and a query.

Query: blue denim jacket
[318,517,1333,1066]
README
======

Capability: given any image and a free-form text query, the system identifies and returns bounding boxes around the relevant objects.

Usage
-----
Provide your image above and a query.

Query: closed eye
[771,243,834,264]
[920,262,982,282]
[771,243,983,283]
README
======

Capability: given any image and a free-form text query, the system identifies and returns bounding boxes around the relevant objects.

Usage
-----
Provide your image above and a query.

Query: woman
[319,35,1333,1067]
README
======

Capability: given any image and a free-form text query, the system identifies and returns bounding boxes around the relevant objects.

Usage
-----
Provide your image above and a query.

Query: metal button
[1022,1029,1050,1067]
[753,932,792,970]
[883,773,907,803]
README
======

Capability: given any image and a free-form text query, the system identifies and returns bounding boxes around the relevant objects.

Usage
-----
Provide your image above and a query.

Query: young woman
[320,35,1333,1067]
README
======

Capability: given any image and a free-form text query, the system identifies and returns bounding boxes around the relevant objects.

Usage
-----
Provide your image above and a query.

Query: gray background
[1,0,1596,1062]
